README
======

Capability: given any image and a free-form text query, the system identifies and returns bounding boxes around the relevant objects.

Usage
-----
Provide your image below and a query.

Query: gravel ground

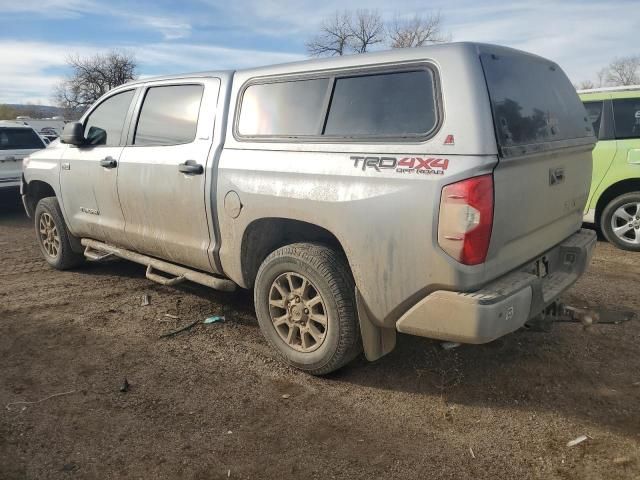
[1,191,639,479]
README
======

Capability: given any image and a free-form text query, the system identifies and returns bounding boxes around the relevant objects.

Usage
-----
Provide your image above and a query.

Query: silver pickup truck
[22,42,597,375]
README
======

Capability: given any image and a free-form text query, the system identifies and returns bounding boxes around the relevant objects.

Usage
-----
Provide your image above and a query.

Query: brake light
[438,175,494,265]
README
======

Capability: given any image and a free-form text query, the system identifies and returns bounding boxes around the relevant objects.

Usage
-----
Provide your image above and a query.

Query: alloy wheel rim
[611,202,640,245]
[268,272,328,353]
[39,212,60,258]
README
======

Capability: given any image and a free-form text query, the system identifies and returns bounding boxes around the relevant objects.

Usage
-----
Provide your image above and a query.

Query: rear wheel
[254,243,362,375]
[34,197,85,269]
[601,192,640,251]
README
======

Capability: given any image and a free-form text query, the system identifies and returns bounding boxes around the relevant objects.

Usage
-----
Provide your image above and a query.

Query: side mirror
[60,122,85,146]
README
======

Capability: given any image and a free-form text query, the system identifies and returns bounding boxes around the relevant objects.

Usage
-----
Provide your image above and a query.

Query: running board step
[80,238,236,292]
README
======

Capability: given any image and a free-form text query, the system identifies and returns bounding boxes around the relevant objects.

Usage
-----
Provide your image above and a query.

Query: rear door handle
[178,160,203,175]
[100,157,117,169]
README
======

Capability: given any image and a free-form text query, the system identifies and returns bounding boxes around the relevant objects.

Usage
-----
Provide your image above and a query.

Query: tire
[600,192,640,252]
[254,243,362,375]
[34,197,85,270]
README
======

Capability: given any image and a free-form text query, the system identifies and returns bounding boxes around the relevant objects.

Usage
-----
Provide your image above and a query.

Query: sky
[0,0,638,105]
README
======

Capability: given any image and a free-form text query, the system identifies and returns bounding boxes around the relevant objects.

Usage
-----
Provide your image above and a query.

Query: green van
[579,86,640,251]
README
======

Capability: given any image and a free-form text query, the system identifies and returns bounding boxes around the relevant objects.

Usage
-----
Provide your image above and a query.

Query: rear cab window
[480,52,593,156]
[324,70,437,137]
[0,128,44,150]
[236,66,439,140]
[238,78,329,136]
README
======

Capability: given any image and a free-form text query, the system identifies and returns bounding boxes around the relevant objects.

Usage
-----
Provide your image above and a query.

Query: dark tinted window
[0,128,45,150]
[134,85,204,146]
[481,53,592,150]
[238,78,329,136]
[324,70,437,136]
[84,90,135,146]
[583,101,603,138]
[613,98,640,139]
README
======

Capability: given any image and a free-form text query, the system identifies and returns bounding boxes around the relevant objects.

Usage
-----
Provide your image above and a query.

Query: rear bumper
[395,228,597,344]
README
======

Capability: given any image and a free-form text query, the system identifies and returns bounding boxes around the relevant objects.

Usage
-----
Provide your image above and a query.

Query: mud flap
[356,289,396,361]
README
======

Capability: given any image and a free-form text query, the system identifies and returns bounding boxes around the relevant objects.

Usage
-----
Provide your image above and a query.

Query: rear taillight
[438,175,494,265]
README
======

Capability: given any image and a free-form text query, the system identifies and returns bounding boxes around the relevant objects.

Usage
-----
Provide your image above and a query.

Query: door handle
[100,157,117,169]
[178,160,203,175]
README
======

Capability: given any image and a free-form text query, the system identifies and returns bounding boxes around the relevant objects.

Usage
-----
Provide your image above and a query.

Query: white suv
[0,123,45,191]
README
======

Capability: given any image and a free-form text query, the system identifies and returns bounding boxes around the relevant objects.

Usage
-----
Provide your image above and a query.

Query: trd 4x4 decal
[351,156,449,175]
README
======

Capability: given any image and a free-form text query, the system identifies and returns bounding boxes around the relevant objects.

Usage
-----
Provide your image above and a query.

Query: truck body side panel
[217,149,497,326]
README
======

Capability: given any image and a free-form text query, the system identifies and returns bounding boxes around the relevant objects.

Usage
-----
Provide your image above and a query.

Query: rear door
[479,49,596,267]
[117,79,220,272]
[59,89,136,243]
[583,98,617,210]
[0,127,45,188]
[611,97,640,166]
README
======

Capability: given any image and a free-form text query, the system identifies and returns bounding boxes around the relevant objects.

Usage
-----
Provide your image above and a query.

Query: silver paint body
[22,43,595,330]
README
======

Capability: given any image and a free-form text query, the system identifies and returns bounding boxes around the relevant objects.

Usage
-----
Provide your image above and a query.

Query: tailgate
[478,47,596,272]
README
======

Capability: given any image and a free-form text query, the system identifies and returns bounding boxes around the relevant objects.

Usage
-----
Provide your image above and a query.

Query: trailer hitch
[525,301,634,332]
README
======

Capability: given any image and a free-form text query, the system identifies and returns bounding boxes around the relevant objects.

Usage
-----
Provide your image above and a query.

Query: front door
[117,79,220,272]
[59,89,136,244]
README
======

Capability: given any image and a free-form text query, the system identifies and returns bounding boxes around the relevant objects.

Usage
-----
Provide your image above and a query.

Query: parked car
[39,127,60,142]
[15,117,65,141]
[22,43,596,374]
[579,85,640,250]
[0,122,46,193]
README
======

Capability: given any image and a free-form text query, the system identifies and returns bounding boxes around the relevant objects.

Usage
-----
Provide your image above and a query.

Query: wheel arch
[22,180,56,218]
[595,178,640,226]
[240,217,348,289]
[239,217,397,362]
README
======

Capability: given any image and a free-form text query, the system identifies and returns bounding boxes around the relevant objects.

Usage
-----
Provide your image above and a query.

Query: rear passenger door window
[324,70,437,137]
[84,90,135,146]
[134,85,204,146]
[612,98,640,139]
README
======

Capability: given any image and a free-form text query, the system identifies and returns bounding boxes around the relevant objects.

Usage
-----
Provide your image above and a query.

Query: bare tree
[54,51,138,113]
[606,56,640,86]
[387,13,450,48]
[577,80,595,90]
[349,9,385,54]
[596,68,608,88]
[305,11,353,57]
[306,10,384,56]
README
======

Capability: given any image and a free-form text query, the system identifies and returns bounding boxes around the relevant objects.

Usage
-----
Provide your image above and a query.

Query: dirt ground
[1,190,639,480]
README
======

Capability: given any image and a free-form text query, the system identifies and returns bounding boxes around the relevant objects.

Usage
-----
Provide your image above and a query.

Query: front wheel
[601,192,640,251]
[254,243,362,375]
[34,197,85,269]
